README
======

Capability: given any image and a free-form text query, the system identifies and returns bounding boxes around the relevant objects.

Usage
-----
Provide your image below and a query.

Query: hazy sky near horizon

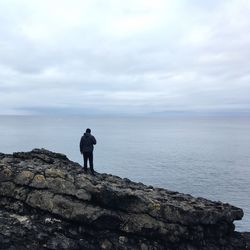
[0,0,250,115]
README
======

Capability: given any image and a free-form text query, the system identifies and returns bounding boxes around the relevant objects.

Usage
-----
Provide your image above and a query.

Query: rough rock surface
[242,233,250,249]
[0,148,247,250]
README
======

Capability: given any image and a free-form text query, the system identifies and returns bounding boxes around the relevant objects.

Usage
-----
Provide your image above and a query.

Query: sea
[0,115,249,231]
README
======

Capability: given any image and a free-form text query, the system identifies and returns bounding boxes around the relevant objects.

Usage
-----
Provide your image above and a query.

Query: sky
[0,0,250,115]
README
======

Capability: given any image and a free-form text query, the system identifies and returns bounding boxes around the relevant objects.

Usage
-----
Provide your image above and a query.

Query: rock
[242,232,250,249]
[0,148,248,250]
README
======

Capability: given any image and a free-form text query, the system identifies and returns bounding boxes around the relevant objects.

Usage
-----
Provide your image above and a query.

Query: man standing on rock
[80,128,97,175]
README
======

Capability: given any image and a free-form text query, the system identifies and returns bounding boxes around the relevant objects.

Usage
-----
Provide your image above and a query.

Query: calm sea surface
[0,115,249,231]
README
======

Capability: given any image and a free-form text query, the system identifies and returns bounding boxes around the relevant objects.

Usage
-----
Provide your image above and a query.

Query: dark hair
[86,128,91,133]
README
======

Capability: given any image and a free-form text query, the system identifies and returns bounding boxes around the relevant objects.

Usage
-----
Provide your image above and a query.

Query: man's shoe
[83,167,87,173]
[90,170,95,176]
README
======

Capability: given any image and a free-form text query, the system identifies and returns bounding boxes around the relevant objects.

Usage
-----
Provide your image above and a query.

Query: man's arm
[80,137,83,154]
[92,136,97,145]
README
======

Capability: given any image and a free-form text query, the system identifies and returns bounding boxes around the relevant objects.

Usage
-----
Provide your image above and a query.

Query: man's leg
[88,152,94,174]
[83,153,88,171]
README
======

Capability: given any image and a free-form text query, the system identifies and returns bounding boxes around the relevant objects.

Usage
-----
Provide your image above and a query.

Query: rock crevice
[0,149,248,249]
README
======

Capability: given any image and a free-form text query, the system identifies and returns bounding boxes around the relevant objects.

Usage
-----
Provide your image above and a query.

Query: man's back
[80,132,96,153]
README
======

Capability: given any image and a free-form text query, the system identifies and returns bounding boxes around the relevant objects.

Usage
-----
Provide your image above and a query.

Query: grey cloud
[0,0,250,115]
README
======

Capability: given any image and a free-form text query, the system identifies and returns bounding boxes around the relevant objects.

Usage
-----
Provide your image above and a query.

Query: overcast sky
[0,0,250,115]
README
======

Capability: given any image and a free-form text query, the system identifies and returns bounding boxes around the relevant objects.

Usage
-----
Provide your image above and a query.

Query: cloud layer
[0,0,250,115]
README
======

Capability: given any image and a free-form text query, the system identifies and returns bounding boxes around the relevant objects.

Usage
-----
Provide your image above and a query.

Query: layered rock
[0,149,247,249]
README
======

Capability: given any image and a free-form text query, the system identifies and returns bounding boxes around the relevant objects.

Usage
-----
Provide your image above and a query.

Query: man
[79,128,97,175]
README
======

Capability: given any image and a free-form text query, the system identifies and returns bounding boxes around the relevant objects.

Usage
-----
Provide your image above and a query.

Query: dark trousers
[83,152,94,171]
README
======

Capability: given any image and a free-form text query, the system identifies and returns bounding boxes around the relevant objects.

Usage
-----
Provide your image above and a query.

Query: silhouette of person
[80,128,97,175]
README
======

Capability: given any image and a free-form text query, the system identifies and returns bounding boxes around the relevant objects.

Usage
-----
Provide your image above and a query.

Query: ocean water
[0,115,249,231]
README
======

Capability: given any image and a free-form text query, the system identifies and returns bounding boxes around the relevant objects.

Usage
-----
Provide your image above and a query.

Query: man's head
[86,128,91,134]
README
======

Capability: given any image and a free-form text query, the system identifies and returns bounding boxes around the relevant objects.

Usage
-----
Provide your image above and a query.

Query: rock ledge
[0,149,247,249]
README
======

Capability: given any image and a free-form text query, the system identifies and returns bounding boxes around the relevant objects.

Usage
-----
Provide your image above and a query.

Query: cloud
[0,0,250,115]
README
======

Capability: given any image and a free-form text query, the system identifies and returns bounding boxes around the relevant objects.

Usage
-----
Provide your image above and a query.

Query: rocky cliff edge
[0,149,248,249]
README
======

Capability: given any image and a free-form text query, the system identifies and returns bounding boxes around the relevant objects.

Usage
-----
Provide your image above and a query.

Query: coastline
[0,148,248,249]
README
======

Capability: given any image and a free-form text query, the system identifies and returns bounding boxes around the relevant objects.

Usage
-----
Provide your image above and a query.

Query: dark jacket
[80,133,97,153]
